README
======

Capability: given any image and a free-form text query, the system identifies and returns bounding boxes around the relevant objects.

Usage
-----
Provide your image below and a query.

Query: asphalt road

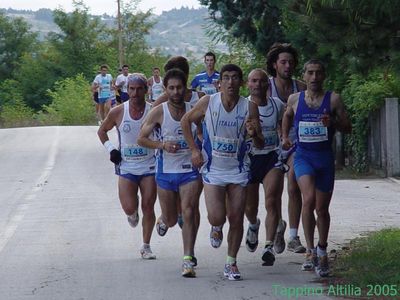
[0,126,399,300]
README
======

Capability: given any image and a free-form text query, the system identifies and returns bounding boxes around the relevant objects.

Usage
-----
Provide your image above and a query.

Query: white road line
[0,127,60,253]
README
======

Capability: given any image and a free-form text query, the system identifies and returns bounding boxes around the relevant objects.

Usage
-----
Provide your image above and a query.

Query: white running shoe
[140,246,156,260]
[127,210,139,228]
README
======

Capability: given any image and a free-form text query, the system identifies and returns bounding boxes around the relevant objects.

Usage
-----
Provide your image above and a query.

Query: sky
[0,0,203,15]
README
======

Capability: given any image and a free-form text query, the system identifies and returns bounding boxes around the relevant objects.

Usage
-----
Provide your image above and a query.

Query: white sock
[249,219,260,229]
[142,243,150,249]
[317,245,327,257]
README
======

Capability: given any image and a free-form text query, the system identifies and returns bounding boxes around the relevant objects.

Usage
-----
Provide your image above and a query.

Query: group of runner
[97,45,352,281]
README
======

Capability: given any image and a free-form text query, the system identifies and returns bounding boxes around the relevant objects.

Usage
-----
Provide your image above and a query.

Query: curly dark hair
[163,56,189,77]
[266,43,299,77]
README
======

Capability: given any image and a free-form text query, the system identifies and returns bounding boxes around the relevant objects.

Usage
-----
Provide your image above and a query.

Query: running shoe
[287,236,306,253]
[261,244,276,266]
[127,210,139,228]
[315,255,330,277]
[223,263,241,281]
[274,219,287,254]
[210,225,223,248]
[302,251,318,271]
[245,218,260,252]
[156,217,168,236]
[182,260,196,277]
[190,256,198,267]
[140,246,156,260]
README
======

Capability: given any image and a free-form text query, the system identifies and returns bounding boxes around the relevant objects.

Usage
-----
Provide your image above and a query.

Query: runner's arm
[331,93,352,134]
[247,100,264,149]
[137,106,163,149]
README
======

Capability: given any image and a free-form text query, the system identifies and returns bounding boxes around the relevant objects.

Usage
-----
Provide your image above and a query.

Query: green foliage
[48,2,112,79]
[200,0,285,55]
[0,12,37,80]
[342,71,400,172]
[0,80,35,127]
[39,74,96,125]
[334,228,400,286]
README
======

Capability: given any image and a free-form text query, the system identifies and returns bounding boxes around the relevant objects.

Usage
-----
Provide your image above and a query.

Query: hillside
[1,7,227,58]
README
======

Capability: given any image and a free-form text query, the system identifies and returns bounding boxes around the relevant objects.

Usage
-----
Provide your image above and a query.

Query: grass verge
[333,228,400,288]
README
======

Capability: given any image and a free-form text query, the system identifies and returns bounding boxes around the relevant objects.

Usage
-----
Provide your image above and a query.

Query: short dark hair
[204,51,216,61]
[266,43,299,77]
[164,56,189,77]
[220,64,243,81]
[163,68,187,88]
[303,59,326,74]
[152,67,160,71]
[100,64,109,70]
[121,64,129,69]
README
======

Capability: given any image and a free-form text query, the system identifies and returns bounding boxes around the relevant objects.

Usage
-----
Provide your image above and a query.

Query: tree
[0,12,37,80]
[199,0,285,55]
[48,1,113,79]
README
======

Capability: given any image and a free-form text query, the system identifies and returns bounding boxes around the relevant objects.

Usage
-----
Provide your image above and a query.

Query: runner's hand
[110,149,122,164]
[281,137,293,151]
[245,118,258,137]
[191,149,204,169]
[163,141,180,153]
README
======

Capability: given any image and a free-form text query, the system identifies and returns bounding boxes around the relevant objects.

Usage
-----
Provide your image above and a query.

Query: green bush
[342,71,400,172]
[0,80,36,127]
[0,98,35,128]
[39,74,96,125]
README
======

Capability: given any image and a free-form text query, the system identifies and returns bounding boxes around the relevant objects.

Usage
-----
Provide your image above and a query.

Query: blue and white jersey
[94,74,113,99]
[269,77,299,143]
[191,71,220,95]
[157,102,196,173]
[116,101,155,175]
[202,92,250,175]
[248,96,284,156]
[294,91,335,151]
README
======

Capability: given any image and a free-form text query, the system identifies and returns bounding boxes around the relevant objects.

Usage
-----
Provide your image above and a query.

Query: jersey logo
[123,124,131,133]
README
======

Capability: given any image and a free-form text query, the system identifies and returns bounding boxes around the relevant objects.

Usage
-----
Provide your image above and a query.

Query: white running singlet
[151,76,164,101]
[269,77,299,142]
[202,92,250,176]
[116,74,129,93]
[248,96,284,155]
[117,101,155,175]
[157,102,196,173]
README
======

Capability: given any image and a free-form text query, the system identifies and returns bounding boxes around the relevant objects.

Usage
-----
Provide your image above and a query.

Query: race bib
[100,85,111,98]
[123,144,149,161]
[164,135,190,155]
[298,121,328,143]
[212,136,238,158]
[252,130,278,155]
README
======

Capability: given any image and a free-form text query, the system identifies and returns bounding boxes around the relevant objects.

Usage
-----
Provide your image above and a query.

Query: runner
[244,69,286,267]
[266,43,307,254]
[115,65,130,103]
[97,73,157,260]
[152,56,205,229]
[191,51,220,95]
[153,56,205,108]
[92,65,113,122]
[282,59,352,277]
[181,64,264,281]
[138,68,202,277]
[147,67,164,103]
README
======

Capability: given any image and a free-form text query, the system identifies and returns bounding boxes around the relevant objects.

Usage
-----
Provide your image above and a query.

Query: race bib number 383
[298,121,328,143]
